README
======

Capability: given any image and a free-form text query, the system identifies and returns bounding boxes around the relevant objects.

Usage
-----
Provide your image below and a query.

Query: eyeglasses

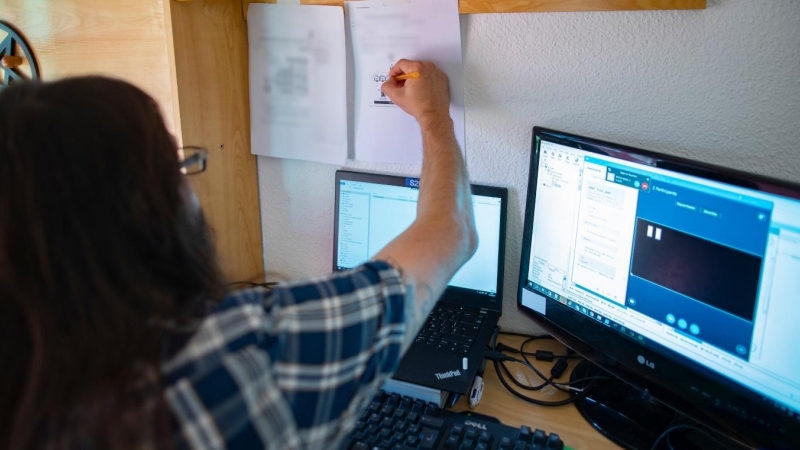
[178,146,208,175]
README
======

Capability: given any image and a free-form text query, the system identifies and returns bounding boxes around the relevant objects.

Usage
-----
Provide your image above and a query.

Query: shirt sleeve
[163,261,408,450]
[261,261,408,448]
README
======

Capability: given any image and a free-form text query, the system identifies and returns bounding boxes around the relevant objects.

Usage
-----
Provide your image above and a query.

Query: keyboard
[414,305,485,355]
[341,390,565,450]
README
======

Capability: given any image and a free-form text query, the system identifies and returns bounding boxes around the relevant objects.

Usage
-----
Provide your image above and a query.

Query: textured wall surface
[256,0,800,334]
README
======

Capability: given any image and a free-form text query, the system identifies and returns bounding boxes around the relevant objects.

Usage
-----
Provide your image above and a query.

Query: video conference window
[631,219,761,322]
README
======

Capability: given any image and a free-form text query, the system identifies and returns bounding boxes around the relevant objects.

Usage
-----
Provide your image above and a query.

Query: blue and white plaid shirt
[162,261,409,449]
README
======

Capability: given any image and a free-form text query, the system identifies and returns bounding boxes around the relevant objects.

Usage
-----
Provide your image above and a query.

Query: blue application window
[593,163,775,361]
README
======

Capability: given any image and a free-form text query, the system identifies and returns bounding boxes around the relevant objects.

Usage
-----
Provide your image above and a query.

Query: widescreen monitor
[518,127,800,449]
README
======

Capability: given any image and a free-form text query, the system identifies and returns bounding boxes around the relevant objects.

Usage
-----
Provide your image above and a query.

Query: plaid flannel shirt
[162,261,408,449]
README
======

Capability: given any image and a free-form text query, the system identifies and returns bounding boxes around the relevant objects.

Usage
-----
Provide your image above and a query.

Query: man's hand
[381,59,451,125]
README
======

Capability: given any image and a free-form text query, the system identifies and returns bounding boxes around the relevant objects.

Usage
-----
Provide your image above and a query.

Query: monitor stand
[569,360,742,450]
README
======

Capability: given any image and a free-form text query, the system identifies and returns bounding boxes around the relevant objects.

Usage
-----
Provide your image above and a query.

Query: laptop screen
[334,171,505,298]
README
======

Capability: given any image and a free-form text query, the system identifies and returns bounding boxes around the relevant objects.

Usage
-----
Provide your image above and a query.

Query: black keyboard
[414,305,485,355]
[341,390,565,450]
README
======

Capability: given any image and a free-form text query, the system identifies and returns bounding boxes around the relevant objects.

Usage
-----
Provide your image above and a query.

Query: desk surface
[450,335,622,450]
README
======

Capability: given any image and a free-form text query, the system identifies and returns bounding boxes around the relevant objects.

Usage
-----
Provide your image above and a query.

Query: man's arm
[373,59,478,341]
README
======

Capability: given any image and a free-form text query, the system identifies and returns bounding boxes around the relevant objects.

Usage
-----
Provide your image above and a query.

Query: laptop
[333,170,507,395]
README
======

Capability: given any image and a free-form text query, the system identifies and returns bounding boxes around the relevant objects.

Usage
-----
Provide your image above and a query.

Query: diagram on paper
[371,60,400,106]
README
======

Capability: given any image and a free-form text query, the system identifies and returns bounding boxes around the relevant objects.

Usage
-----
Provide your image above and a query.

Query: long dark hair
[0,77,226,448]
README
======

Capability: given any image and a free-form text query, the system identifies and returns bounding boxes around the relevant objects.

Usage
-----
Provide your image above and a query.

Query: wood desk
[450,336,622,449]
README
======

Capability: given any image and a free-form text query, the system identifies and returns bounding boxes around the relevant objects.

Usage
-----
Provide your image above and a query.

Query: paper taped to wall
[248,4,347,165]
[347,0,466,165]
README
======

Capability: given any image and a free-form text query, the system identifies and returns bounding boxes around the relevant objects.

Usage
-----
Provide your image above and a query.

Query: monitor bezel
[334,169,508,311]
[517,127,800,449]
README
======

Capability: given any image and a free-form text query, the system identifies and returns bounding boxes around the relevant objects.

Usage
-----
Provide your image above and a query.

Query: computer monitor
[517,127,800,449]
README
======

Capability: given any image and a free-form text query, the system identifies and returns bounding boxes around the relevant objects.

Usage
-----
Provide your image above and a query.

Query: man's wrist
[417,112,453,130]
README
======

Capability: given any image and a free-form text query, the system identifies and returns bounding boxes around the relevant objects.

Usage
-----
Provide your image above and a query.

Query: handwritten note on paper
[347,0,465,165]
[248,4,347,165]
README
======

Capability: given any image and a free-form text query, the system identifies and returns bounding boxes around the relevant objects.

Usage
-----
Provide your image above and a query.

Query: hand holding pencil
[381,59,450,125]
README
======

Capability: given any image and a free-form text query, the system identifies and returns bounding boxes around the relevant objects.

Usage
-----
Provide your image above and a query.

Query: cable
[497,331,554,340]
[486,327,600,406]
[648,424,733,450]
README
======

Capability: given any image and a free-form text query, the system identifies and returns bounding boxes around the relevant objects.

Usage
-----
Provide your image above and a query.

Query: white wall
[256,0,800,333]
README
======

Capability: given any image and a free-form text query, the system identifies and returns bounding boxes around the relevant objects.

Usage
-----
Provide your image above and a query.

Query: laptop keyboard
[414,305,485,355]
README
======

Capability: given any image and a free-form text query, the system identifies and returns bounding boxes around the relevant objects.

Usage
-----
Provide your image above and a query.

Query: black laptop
[333,170,507,395]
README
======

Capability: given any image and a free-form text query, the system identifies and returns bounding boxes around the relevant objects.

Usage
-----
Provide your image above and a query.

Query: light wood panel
[451,336,622,449]
[2,0,180,134]
[168,0,265,283]
[241,0,705,17]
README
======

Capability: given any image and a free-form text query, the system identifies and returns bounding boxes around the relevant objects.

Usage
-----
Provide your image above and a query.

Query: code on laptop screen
[337,180,502,296]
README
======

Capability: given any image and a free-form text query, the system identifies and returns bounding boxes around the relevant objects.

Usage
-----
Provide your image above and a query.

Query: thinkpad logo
[464,420,487,430]
[434,369,461,380]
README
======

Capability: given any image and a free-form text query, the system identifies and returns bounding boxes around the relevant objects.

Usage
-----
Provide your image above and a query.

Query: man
[0,59,475,449]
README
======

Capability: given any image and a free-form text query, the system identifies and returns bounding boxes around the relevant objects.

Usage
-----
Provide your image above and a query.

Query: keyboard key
[546,432,564,450]
[459,438,476,450]
[533,428,547,446]
[462,326,481,337]
[404,435,420,447]
[350,442,368,450]
[516,425,532,442]
[423,402,439,416]
[420,415,444,430]
[446,334,474,345]
[367,413,380,425]
[393,421,408,433]
[391,431,405,443]
[465,428,477,440]
[419,428,441,449]
[444,435,460,449]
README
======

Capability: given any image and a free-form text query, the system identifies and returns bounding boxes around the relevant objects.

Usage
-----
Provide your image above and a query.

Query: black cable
[648,424,732,450]
[497,356,554,391]
[551,376,613,386]
[486,327,598,406]
[498,331,554,340]
[491,358,594,406]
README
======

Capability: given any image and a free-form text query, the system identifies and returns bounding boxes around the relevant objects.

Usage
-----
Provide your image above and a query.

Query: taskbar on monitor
[529,281,647,344]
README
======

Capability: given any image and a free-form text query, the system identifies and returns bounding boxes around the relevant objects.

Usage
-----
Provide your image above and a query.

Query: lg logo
[637,355,655,369]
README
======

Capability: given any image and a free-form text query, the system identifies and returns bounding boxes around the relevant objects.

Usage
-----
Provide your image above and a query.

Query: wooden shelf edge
[240,0,706,18]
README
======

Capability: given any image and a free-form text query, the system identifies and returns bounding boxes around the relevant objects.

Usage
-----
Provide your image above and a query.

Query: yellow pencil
[395,71,420,80]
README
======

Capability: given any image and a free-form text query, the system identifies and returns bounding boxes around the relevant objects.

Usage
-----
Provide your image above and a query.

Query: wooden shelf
[241,0,705,16]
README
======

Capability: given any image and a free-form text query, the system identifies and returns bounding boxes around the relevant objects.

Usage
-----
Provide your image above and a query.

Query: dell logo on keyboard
[464,420,487,430]
[637,355,655,369]
[435,369,461,380]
